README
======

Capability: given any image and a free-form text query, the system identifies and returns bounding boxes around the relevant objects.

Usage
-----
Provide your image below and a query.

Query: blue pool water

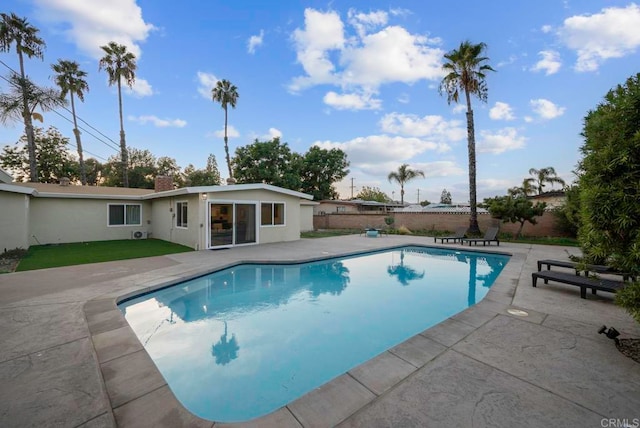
[119,246,509,422]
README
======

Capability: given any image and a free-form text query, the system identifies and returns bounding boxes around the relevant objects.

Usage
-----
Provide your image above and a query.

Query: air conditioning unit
[132,231,148,240]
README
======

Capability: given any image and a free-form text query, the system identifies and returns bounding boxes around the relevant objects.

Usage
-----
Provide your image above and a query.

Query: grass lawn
[16,239,194,272]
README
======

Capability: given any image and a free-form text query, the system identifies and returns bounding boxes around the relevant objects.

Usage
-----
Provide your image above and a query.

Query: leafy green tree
[0,12,47,182]
[525,167,565,194]
[356,186,389,202]
[52,59,89,184]
[156,156,184,187]
[83,157,103,186]
[232,137,301,189]
[552,184,580,237]
[440,188,452,204]
[484,195,546,238]
[183,154,221,187]
[419,200,431,206]
[102,147,156,188]
[299,145,349,200]
[211,79,239,181]
[0,126,77,182]
[577,73,640,321]
[387,163,424,205]
[440,40,495,234]
[99,42,136,188]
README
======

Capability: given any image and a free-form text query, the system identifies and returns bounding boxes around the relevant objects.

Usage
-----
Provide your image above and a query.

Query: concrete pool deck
[1,235,639,427]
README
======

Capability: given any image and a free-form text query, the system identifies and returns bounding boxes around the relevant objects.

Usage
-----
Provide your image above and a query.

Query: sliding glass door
[209,202,257,248]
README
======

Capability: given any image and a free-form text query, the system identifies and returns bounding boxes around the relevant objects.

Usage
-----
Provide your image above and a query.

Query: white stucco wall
[202,189,302,245]
[0,192,30,250]
[29,198,152,245]
[150,194,201,249]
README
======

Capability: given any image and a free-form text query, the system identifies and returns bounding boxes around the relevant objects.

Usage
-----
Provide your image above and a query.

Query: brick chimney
[154,175,173,192]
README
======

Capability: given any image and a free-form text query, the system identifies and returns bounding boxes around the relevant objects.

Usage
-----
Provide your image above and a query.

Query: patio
[0,235,638,427]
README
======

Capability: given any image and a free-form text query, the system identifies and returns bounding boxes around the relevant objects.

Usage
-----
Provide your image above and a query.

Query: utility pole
[417,188,420,204]
[350,177,356,199]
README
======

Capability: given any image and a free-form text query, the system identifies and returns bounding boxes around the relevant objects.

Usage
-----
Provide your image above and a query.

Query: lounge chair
[461,226,500,246]
[532,270,626,299]
[434,226,467,244]
[537,259,634,281]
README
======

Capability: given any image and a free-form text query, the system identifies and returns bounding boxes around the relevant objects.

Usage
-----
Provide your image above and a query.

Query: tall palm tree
[0,12,46,182]
[387,163,425,205]
[99,42,136,187]
[525,167,565,194]
[52,60,89,184]
[439,40,495,234]
[211,79,239,182]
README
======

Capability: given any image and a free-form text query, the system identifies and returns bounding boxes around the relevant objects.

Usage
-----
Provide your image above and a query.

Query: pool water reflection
[119,246,509,422]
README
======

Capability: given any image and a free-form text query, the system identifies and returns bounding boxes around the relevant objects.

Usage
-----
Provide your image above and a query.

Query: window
[261,202,285,226]
[108,204,141,226]
[176,202,188,228]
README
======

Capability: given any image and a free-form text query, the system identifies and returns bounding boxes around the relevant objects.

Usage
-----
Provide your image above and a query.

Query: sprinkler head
[598,325,620,344]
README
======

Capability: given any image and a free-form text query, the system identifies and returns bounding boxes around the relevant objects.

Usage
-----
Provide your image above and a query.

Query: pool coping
[84,242,526,427]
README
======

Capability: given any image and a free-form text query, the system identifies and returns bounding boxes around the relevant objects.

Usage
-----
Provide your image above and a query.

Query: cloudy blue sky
[1,0,639,202]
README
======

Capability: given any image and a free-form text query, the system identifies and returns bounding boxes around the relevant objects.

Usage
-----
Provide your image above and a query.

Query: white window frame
[176,201,188,229]
[260,201,286,227]
[107,203,142,227]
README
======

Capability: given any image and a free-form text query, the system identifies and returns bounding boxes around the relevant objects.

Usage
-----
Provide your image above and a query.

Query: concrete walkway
[0,236,638,428]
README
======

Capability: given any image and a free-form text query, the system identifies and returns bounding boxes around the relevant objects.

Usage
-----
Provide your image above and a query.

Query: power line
[0,59,120,155]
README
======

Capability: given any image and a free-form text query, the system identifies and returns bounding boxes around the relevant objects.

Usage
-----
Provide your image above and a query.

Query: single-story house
[0,173,317,251]
[314,199,404,215]
[528,191,566,210]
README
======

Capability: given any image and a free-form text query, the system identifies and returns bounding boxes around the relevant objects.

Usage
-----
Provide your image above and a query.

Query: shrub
[396,225,412,235]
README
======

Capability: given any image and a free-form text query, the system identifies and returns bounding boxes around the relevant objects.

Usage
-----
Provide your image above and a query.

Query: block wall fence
[312,211,568,237]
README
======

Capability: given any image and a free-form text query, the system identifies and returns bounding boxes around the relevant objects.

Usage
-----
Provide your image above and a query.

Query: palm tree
[525,167,566,194]
[52,60,89,184]
[0,12,46,182]
[211,79,239,182]
[99,42,136,187]
[0,76,66,176]
[439,41,495,234]
[387,163,424,205]
[508,178,536,197]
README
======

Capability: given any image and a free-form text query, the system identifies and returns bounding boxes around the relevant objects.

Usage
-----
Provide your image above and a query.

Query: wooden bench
[537,259,633,281]
[531,270,626,299]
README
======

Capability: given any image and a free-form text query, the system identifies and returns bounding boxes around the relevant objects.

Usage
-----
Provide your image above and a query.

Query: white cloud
[496,55,517,68]
[211,125,240,139]
[323,91,381,110]
[313,134,442,165]
[559,4,640,72]
[128,115,186,128]
[541,24,553,33]
[477,128,526,154]
[397,93,410,104]
[489,102,515,121]
[124,78,153,97]
[33,0,155,59]
[347,9,388,38]
[263,127,282,140]
[197,71,219,99]
[530,50,561,75]
[379,113,465,148]
[452,104,466,114]
[530,98,565,120]
[290,9,345,90]
[289,8,445,110]
[524,116,534,123]
[247,30,264,54]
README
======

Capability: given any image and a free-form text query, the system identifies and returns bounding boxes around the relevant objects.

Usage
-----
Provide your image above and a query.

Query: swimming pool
[119,246,509,422]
